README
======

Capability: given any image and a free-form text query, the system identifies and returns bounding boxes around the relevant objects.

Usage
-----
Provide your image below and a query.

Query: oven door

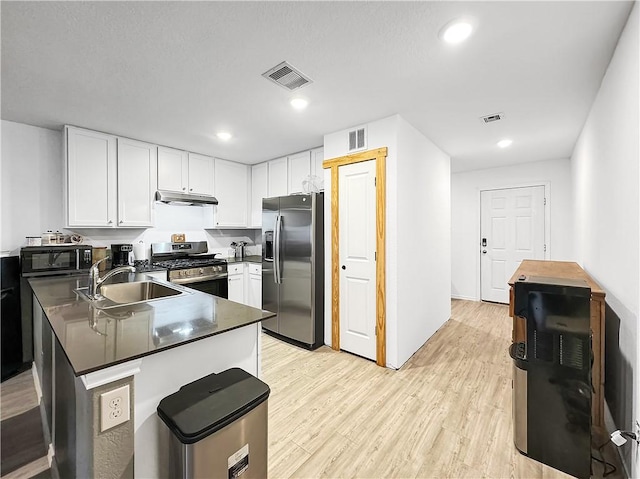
[171,276,228,299]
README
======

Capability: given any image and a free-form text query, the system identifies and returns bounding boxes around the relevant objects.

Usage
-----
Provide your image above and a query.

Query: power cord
[592,437,617,477]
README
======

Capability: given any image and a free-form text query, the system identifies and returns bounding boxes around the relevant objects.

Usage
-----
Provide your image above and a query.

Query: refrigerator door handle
[274,214,282,284]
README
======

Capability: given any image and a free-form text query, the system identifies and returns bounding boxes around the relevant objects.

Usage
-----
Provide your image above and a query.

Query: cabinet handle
[119,220,123,224]
[108,220,113,224]
[182,187,186,191]
[190,188,193,192]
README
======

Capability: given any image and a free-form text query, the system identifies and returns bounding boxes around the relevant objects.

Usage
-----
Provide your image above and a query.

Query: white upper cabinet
[117,138,157,227]
[66,127,118,227]
[157,147,188,193]
[287,151,311,194]
[187,153,215,196]
[214,158,248,228]
[251,163,268,228]
[268,157,288,197]
[311,147,325,183]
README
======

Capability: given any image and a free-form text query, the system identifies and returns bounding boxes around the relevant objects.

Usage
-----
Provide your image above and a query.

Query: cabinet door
[268,157,288,197]
[311,147,324,183]
[214,159,248,227]
[188,153,215,196]
[66,127,117,227]
[117,138,157,227]
[288,151,311,194]
[248,271,262,309]
[157,147,188,193]
[251,163,268,228]
[228,272,245,304]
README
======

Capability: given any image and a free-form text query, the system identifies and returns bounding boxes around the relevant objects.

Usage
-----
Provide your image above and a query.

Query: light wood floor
[0,371,50,479]
[1,299,624,478]
[262,299,623,479]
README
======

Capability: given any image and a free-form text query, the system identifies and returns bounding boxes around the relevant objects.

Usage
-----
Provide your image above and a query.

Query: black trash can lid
[157,368,270,444]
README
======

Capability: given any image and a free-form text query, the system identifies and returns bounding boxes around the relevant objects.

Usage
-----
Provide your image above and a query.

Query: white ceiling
[1,1,634,172]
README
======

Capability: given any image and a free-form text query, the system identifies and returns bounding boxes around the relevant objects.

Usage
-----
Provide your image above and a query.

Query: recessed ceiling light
[497,139,513,148]
[290,98,308,110]
[216,132,232,141]
[440,19,474,44]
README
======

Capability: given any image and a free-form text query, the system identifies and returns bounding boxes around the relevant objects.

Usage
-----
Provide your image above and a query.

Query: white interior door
[339,160,377,360]
[480,186,545,303]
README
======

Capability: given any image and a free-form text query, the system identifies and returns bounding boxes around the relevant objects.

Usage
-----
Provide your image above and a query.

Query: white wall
[451,158,574,301]
[0,120,260,259]
[571,4,639,476]
[324,115,400,367]
[1,121,64,255]
[324,114,451,369]
[396,117,451,367]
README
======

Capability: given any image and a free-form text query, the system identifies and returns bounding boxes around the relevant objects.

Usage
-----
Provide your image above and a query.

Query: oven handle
[170,273,228,285]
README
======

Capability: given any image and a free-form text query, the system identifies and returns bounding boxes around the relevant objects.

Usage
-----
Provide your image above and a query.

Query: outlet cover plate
[100,384,130,432]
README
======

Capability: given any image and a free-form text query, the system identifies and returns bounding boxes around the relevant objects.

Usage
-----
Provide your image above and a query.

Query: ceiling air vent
[262,61,312,91]
[480,112,505,123]
[348,127,367,152]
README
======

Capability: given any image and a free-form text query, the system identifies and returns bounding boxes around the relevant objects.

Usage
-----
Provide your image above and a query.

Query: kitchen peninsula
[29,272,274,479]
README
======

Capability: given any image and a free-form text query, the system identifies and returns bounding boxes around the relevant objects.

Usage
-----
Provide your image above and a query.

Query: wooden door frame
[323,147,387,367]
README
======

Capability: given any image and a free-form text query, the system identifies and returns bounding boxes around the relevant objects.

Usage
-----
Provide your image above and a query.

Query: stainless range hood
[155,190,218,206]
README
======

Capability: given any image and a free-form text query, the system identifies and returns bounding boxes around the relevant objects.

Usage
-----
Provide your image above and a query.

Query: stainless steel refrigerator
[262,193,324,349]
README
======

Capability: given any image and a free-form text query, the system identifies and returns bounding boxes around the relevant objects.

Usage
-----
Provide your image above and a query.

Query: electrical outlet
[100,385,130,432]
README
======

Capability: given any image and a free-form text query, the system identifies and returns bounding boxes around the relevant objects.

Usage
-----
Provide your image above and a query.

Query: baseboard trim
[451,294,478,301]
[604,401,631,478]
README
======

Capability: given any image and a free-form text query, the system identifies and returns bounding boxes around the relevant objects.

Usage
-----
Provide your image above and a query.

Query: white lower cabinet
[247,263,262,309]
[227,263,261,308]
[227,264,245,304]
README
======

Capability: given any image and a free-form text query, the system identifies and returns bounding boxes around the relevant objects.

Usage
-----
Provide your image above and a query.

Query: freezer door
[278,195,314,344]
[261,197,279,333]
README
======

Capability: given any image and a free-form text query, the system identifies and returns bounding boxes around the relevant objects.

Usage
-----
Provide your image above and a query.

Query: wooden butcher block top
[509,260,605,298]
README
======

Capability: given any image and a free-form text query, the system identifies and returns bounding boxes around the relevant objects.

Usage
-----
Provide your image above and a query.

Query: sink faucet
[87,257,136,300]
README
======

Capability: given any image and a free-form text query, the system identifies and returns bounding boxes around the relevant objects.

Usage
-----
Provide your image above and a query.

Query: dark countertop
[29,273,275,377]
[226,255,262,264]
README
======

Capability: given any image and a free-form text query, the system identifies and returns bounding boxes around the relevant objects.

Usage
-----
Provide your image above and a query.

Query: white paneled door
[480,186,545,303]
[339,160,376,360]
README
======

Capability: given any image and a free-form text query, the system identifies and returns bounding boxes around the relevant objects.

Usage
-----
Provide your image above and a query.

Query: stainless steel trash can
[157,368,270,479]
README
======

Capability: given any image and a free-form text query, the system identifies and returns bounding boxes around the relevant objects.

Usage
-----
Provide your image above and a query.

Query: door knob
[341,265,346,270]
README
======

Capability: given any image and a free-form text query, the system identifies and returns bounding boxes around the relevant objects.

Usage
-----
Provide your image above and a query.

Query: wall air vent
[348,126,367,152]
[480,112,505,123]
[262,61,312,91]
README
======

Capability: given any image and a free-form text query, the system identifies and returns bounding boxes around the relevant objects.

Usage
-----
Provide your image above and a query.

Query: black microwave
[20,245,93,277]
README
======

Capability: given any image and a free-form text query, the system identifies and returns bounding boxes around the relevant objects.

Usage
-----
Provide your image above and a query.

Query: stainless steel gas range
[151,242,228,298]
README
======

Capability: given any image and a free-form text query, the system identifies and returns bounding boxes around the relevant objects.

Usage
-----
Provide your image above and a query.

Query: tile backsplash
[67,202,262,260]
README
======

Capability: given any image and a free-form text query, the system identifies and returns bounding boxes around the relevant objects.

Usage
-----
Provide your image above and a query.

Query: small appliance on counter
[230,241,247,259]
[111,244,133,268]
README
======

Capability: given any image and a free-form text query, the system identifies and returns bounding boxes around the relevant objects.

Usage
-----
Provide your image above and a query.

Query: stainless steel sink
[100,281,181,303]
[76,280,187,309]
